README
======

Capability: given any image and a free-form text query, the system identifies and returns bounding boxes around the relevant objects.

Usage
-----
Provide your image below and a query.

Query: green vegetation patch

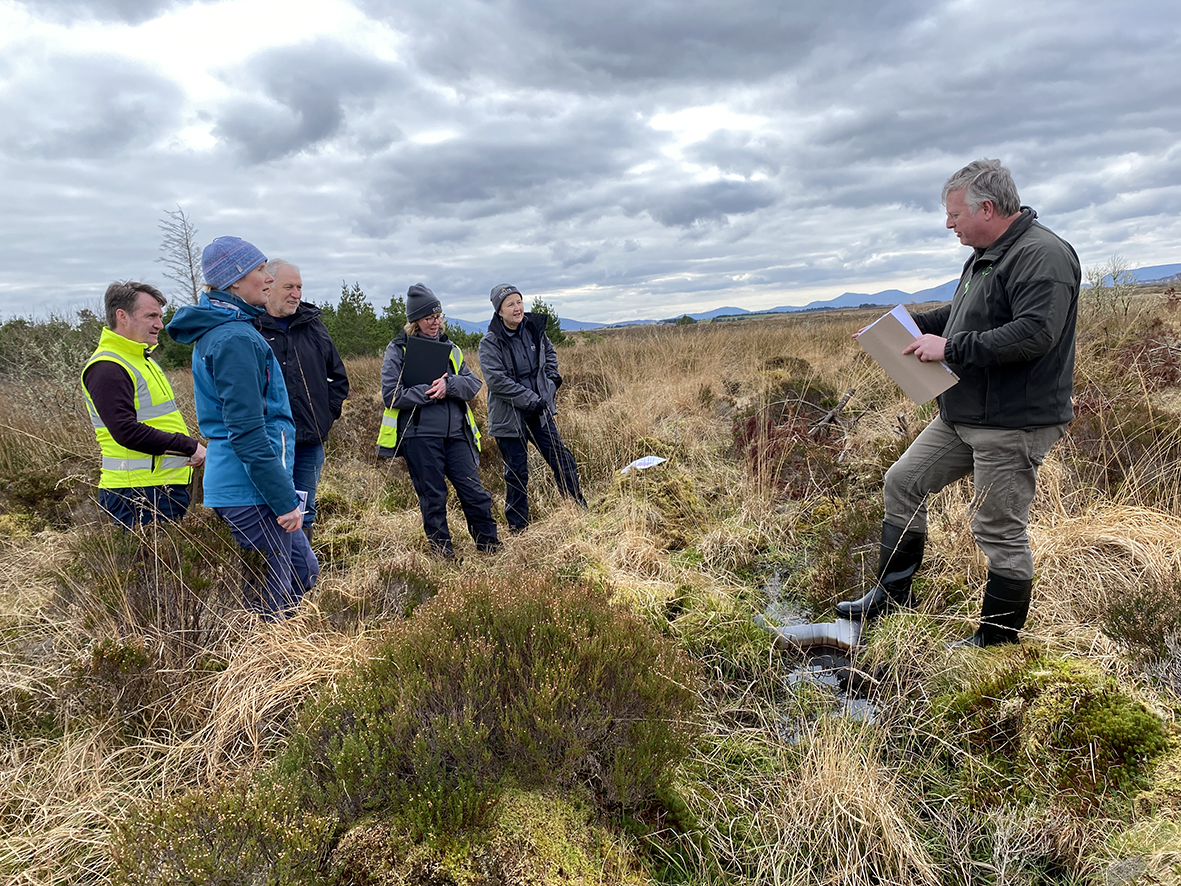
[280,571,701,834]
[331,788,649,886]
[941,650,1171,809]
[107,570,700,883]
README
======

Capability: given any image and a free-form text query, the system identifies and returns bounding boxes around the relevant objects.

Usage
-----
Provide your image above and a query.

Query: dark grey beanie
[489,283,522,314]
[406,283,442,322]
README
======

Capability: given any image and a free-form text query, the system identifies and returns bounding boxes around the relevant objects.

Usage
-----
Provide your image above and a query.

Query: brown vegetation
[2,281,1181,884]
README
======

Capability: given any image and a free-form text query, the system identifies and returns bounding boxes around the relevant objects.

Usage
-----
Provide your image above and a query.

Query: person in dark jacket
[478,284,586,533]
[835,159,1080,647]
[256,259,349,544]
[376,284,500,558]
[166,237,318,620]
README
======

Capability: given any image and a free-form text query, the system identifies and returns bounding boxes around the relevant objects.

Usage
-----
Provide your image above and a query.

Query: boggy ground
[3,289,1181,885]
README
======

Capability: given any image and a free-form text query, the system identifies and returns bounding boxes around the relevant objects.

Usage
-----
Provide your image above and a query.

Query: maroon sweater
[83,360,199,457]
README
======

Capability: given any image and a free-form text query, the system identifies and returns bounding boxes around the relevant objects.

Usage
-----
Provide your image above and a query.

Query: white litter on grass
[620,455,667,474]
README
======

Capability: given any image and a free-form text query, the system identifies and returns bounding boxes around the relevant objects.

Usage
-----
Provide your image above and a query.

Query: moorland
[3,275,1181,885]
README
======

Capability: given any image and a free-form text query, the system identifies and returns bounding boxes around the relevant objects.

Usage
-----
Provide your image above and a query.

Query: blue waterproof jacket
[166,291,299,514]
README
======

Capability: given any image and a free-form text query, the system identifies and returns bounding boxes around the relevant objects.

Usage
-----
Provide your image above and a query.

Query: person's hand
[528,395,546,415]
[276,506,304,533]
[852,325,870,340]
[904,334,949,363]
[426,374,448,400]
[186,442,207,467]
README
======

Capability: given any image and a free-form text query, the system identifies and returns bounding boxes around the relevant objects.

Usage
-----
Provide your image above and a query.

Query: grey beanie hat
[406,283,442,322]
[201,236,267,291]
[490,283,522,313]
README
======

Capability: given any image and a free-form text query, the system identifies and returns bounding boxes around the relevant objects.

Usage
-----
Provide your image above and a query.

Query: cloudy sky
[2,0,1178,324]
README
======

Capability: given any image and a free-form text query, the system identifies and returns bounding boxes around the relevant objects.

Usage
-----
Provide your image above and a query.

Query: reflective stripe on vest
[376,343,482,456]
[81,331,194,490]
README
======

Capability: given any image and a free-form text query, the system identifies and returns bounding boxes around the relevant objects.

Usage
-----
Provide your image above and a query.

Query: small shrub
[276,571,701,835]
[53,510,257,662]
[108,777,336,886]
[1103,568,1181,662]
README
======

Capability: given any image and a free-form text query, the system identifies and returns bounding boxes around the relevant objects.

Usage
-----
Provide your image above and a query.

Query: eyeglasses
[419,312,444,324]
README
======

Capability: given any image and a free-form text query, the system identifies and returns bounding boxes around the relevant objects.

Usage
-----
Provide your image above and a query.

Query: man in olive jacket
[835,159,1080,647]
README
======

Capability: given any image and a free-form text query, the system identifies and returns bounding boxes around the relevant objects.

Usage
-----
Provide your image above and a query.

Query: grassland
[2,285,1181,885]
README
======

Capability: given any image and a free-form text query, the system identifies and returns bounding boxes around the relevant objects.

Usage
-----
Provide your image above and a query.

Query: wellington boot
[953,572,1032,647]
[302,525,314,547]
[835,521,925,620]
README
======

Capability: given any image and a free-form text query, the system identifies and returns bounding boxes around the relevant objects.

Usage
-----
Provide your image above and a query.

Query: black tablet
[401,336,454,388]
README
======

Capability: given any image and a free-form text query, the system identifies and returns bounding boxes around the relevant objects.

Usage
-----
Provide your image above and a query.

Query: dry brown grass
[5,295,1181,884]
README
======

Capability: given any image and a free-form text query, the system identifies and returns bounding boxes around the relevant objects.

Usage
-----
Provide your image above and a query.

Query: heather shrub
[53,510,258,661]
[108,777,335,886]
[276,570,701,834]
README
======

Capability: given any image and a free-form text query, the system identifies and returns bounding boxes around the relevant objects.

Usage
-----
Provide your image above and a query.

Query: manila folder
[857,312,959,405]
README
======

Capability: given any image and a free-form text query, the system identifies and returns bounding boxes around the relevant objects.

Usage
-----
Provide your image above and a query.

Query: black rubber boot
[835,521,925,620]
[302,525,314,547]
[955,572,1032,647]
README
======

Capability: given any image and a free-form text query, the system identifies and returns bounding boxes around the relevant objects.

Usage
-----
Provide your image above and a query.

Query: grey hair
[265,258,299,277]
[104,281,165,329]
[941,159,1021,216]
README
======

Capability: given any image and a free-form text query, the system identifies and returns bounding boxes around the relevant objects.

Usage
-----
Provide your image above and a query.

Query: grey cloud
[213,41,400,163]
[366,111,647,220]
[360,0,928,87]
[684,131,787,177]
[637,179,779,228]
[14,0,179,24]
[0,53,182,160]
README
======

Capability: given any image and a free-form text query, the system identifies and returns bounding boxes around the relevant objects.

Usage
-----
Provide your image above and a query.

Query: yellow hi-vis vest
[376,343,482,457]
[81,327,194,489]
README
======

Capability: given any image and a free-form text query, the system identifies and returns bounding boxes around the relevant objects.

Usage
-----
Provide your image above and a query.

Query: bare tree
[1084,255,1137,326]
[157,205,203,304]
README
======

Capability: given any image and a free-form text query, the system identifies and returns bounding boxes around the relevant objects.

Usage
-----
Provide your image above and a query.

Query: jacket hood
[487,311,545,339]
[256,301,323,331]
[166,290,265,344]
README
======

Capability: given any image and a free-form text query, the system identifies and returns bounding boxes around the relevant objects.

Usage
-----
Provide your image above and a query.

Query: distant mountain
[446,316,605,335]
[1130,263,1181,282]
[449,262,1178,331]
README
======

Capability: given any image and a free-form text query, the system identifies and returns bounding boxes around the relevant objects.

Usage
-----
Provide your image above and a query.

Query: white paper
[620,455,667,474]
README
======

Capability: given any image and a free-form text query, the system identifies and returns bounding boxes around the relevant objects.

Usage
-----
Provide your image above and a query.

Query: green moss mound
[942,650,1171,809]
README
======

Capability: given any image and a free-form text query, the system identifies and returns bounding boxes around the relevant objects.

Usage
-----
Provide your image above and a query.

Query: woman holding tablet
[376,284,500,557]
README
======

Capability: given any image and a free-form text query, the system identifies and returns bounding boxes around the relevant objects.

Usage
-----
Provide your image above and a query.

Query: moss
[940,652,1171,810]
[330,789,649,886]
[612,462,710,551]
[0,512,47,538]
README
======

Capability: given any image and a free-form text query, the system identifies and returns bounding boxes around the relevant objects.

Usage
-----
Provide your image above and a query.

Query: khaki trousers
[883,417,1067,580]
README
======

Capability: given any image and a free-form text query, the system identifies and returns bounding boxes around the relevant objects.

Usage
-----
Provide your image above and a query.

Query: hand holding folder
[856,305,959,404]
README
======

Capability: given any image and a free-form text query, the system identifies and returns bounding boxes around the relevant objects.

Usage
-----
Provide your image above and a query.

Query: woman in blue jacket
[166,237,318,619]
[377,284,500,558]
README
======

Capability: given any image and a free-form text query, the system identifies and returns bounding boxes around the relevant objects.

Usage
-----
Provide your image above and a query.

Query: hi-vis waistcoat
[81,327,193,489]
[376,343,482,457]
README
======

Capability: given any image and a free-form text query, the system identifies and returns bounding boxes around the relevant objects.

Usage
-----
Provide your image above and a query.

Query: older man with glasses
[836,159,1081,647]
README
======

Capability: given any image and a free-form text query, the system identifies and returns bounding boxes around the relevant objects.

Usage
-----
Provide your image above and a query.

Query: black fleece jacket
[256,302,350,446]
[915,208,1080,429]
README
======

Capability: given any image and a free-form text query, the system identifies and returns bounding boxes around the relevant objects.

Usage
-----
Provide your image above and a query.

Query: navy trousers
[99,485,190,529]
[496,412,586,532]
[291,442,325,527]
[214,504,320,620]
[401,436,500,556]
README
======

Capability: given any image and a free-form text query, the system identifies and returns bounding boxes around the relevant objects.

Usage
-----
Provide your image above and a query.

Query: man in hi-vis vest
[81,281,206,528]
